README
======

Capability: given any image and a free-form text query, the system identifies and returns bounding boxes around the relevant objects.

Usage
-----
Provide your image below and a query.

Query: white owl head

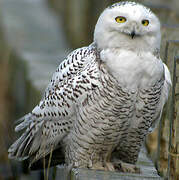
[94,2,161,52]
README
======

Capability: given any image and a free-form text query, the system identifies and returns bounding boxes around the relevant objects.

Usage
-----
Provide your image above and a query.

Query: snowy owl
[9,1,171,173]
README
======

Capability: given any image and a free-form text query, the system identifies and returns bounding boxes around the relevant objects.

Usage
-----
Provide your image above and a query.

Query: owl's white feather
[9,1,171,170]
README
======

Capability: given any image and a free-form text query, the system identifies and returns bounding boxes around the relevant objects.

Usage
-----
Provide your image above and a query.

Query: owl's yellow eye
[142,19,149,26]
[115,16,126,23]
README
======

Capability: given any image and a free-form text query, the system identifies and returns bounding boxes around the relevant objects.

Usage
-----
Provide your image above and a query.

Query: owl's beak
[130,30,135,39]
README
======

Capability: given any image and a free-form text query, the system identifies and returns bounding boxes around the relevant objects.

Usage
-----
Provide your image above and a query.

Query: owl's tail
[8,113,65,169]
[8,113,40,161]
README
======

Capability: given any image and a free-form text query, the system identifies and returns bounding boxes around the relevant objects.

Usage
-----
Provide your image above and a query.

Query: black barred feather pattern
[8,1,172,171]
[8,43,101,165]
[8,43,171,170]
[8,42,171,169]
[64,63,169,168]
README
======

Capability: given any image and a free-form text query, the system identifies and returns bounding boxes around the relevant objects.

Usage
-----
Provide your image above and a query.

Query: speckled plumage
[9,2,171,172]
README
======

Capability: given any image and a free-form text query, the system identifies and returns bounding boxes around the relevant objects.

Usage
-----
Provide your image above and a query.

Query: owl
[8,1,171,173]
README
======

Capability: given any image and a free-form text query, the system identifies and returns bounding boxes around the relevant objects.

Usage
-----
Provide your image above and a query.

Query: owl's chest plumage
[100,48,164,90]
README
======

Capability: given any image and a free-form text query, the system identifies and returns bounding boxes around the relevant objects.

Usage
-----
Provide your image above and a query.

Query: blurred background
[0,0,178,179]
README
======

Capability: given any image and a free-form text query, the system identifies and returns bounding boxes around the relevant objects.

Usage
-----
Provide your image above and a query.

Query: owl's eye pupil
[115,16,126,23]
[142,19,149,26]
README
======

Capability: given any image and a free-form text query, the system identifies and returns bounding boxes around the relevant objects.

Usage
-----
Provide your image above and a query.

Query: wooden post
[168,54,179,180]
[157,40,179,179]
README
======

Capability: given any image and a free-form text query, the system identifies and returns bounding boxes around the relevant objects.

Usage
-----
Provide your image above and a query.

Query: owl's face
[94,2,161,52]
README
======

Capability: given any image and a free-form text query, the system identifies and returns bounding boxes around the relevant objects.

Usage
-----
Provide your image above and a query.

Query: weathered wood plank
[71,168,162,180]
[56,146,163,180]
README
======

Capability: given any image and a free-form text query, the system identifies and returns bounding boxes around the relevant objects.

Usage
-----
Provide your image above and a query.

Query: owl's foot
[90,162,115,171]
[104,162,115,171]
[113,161,140,174]
[91,162,106,170]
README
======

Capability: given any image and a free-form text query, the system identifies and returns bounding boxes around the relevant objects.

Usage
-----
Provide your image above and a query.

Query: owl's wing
[149,63,172,131]
[8,43,101,164]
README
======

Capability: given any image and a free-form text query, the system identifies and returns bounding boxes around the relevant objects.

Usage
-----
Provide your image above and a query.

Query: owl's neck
[99,48,163,90]
[94,30,160,55]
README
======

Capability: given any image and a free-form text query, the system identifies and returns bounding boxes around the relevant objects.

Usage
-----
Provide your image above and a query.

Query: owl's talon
[91,162,106,170]
[113,161,140,174]
[105,162,115,171]
[90,162,115,171]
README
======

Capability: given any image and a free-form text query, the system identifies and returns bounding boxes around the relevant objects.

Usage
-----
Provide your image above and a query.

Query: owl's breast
[100,49,164,91]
